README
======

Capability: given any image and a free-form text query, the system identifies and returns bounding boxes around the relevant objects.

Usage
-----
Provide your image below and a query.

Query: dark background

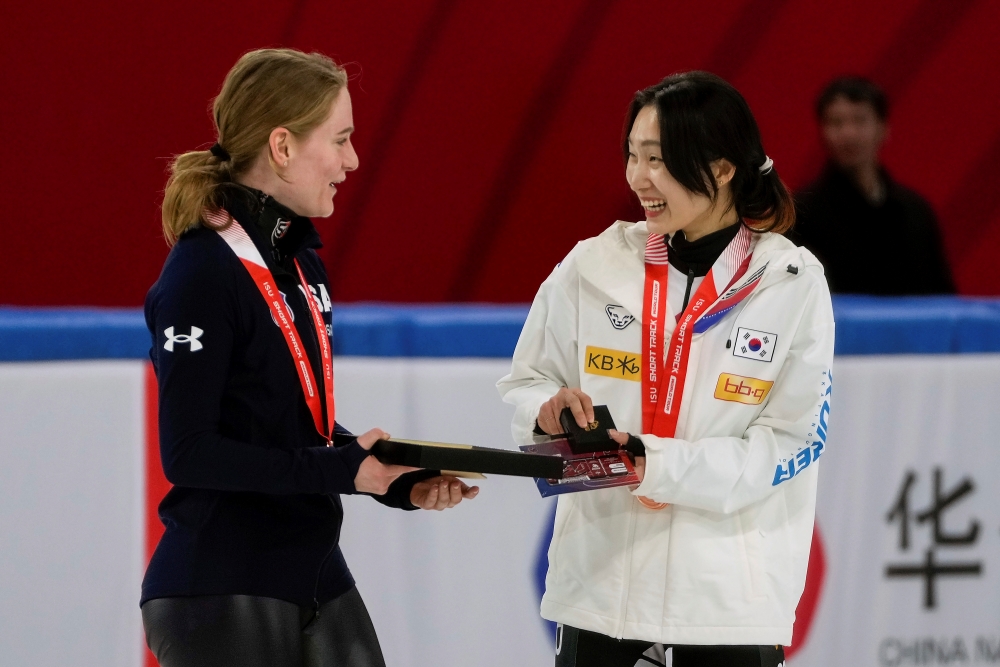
[4,0,999,306]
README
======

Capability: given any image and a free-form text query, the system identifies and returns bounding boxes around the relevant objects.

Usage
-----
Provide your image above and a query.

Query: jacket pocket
[737,511,768,600]
[546,496,576,581]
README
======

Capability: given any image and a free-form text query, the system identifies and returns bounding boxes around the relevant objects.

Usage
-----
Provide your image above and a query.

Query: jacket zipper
[618,266,693,634]
[257,192,286,266]
[264,185,334,623]
[311,536,338,622]
[304,252,337,622]
[681,268,695,312]
[246,187,339,622]
[615,499,640,639]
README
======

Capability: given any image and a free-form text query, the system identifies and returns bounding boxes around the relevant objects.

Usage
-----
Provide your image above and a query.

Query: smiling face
[271,88,359,218]
[625,105,734,240]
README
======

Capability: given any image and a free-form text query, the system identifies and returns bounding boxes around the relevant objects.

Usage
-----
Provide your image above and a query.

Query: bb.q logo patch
[733,327,777,362]
[605,304,635,330]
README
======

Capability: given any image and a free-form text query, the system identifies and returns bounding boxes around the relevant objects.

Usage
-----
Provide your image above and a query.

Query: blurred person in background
[500,72,832,667]
[794,76,955,294]
[142,48,477,667]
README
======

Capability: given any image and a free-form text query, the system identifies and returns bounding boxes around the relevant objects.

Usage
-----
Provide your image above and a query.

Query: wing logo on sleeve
[733,327,777,362]
[713,373,773,405]
[605,304,635,330]
[773,369,832,486]
[584,346,641,381]
[163,326,204,352]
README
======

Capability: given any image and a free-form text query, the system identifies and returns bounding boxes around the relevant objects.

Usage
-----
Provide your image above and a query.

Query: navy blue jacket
[141,186,424,608]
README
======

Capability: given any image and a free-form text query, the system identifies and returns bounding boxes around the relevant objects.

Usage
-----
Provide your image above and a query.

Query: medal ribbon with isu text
[209,208,336,444]
[640,230,756,508]
[641,235,670,438]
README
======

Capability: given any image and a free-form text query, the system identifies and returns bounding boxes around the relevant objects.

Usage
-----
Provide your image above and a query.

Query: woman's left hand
[410,476,480,510]
[609,429,644,483]
[632,456,645,483]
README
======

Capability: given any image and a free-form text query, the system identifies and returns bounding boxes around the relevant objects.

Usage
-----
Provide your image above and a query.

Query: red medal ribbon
[641,237,670,437]
[293,259,336,442]
[648,273,720,437]
[638,229,757,509]
[641,229,757,438]
[210,210,336,443]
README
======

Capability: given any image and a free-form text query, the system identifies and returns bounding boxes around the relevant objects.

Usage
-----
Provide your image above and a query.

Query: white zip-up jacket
[497,220,834,646]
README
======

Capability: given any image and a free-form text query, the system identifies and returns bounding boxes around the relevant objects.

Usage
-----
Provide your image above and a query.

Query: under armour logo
[164,326,204,352]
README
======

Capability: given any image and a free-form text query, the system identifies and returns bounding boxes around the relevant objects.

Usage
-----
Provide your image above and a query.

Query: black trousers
[141,586,385,667]
[555,625,785,667]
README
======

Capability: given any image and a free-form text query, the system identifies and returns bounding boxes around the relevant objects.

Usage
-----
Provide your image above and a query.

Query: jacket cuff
[510,394,550,444]
[375,469,441,510]
[631,435,665,500]
[624,434,645,458]
[330,440,370,493]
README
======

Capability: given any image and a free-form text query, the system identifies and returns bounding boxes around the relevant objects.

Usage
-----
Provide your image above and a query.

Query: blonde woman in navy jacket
[142,48,478,667]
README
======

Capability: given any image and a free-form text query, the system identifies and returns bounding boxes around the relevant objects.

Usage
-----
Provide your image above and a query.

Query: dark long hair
[622,71,795,234]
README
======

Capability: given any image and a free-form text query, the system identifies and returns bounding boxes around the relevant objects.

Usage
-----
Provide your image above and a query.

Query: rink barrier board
[3,297,999,667]
[2,296,1000,361]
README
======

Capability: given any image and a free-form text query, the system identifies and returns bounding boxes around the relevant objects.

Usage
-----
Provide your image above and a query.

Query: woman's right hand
[536,388,595,435]
[352,428,417,495]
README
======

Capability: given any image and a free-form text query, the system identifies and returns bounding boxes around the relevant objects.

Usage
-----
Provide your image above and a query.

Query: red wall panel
[2,0,998,306]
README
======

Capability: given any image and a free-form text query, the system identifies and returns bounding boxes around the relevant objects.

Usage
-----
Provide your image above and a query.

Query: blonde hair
[161,48,348,245]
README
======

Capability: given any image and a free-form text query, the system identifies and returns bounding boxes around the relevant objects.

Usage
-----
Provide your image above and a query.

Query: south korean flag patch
[734,327,777,362]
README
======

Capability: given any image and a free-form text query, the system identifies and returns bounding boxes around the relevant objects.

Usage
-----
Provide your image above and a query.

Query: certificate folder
[519,437,638,496]
[371,438,564,479]
[519,405,640,497]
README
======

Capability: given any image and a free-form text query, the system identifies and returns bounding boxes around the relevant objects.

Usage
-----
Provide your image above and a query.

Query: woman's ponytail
[161,150,231,246]
[159,48,348,246]
[737,160,796,235]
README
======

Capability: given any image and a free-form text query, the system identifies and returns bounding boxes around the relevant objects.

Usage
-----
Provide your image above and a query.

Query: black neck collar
[665,221,743,277]
[218,184,321,265]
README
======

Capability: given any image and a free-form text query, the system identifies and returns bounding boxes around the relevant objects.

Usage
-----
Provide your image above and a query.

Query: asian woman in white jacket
[498,72,834,667]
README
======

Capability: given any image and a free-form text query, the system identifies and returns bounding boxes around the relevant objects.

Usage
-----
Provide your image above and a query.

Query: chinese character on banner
[884,468,982,608]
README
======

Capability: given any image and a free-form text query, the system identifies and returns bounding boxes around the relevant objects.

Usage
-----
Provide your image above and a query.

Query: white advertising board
[3,353,1000,666]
